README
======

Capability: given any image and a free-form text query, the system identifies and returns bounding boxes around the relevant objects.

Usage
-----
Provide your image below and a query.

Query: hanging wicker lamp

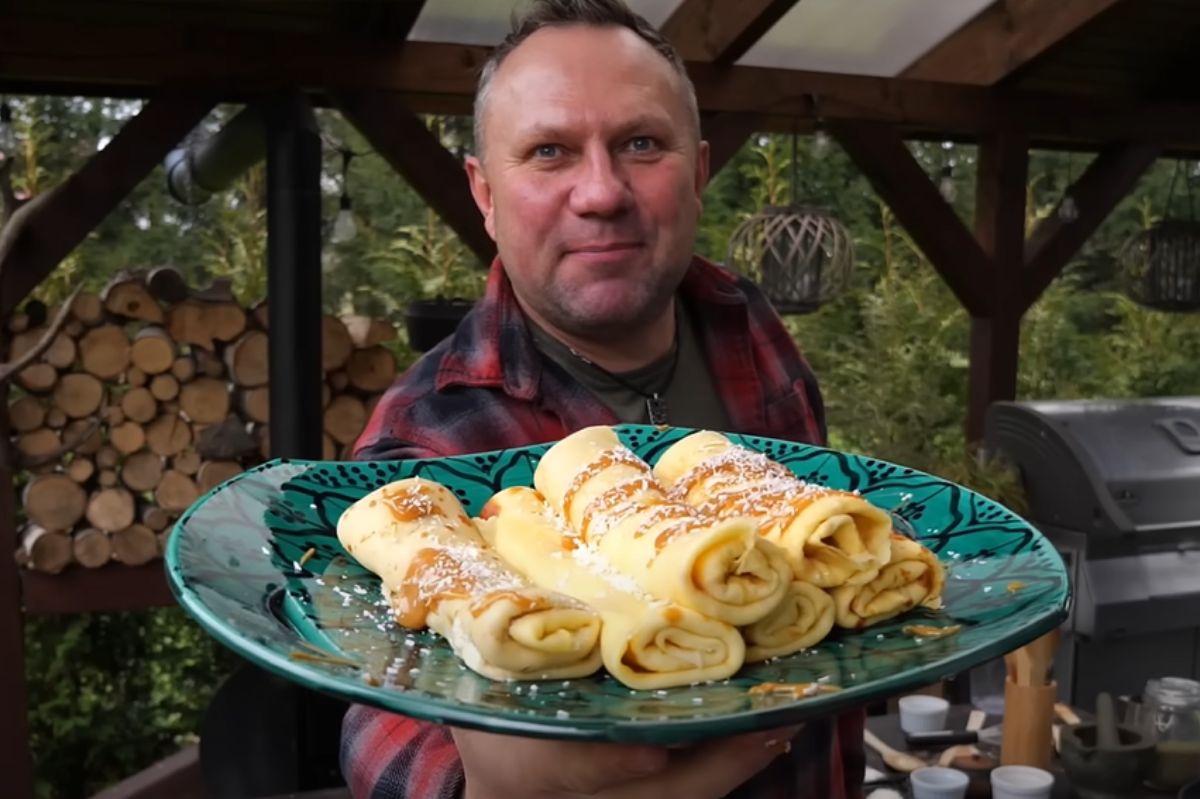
[726,204,854,314]
[1118,219,1200,312]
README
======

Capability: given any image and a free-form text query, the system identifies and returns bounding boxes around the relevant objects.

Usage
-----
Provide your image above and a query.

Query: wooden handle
[1001,677,1057,769]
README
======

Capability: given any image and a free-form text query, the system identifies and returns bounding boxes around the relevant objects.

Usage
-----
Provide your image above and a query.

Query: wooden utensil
[864,729,927,772]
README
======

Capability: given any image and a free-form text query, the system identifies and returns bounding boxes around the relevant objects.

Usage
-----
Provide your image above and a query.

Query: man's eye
[628,137,658,152]
[534,144,561,158]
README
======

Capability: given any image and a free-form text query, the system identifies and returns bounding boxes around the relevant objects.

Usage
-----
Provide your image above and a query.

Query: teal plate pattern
[165,425,1070,744]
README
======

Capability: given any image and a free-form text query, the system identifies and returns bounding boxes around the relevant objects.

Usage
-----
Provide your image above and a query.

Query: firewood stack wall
[7,268,399,575]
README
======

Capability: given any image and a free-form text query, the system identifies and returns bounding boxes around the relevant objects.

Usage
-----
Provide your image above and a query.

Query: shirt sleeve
[340,704,464,799]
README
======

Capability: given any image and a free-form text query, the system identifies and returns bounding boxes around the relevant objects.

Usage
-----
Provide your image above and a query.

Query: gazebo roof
[3,0,1200,149]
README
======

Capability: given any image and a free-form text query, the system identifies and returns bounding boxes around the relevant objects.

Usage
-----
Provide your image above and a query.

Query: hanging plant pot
[725,205,854,314]
[403,298,475,352]
[1118,219,1200,312]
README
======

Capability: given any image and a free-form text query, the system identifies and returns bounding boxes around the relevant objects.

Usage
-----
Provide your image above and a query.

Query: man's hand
[453,725,800,799]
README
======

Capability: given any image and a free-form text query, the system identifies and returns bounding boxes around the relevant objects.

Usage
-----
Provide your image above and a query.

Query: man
[343,1,865,797]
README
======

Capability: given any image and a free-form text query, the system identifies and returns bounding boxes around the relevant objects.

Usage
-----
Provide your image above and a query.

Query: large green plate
[165,425,1069,743]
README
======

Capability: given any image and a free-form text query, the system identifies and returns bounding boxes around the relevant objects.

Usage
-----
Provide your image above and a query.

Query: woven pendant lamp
[1119,161,1200,312]
[726,132,854,314]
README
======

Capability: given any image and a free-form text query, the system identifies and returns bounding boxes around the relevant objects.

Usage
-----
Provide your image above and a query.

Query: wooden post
[265,92,324,460]
[967,133,1029,445]
[0,332,34,798]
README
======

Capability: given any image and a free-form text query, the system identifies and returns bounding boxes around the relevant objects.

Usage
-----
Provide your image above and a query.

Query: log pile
[7,268,399,574]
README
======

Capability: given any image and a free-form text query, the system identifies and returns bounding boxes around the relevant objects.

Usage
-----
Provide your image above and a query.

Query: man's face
[466,24,709,339]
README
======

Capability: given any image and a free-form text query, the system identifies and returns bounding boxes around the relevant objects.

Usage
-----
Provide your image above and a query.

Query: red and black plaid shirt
[344,256,864,799]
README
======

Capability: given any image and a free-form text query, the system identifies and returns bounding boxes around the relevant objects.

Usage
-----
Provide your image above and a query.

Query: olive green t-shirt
[528,301,731,430]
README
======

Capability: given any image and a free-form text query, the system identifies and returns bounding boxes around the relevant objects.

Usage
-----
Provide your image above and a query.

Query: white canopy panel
[409,0,687,46]
[734,0,993,76]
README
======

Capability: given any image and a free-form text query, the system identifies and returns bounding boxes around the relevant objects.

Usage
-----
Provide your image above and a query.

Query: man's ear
[465,156,497,241]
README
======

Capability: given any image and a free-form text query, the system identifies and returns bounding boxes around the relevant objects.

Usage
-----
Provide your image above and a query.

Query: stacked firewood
[8,268,399,574]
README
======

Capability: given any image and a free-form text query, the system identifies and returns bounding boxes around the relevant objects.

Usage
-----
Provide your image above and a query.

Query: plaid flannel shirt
[343,256,865,799]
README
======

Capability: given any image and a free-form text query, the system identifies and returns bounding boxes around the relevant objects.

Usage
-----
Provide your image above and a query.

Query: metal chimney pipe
[165,104,267,204]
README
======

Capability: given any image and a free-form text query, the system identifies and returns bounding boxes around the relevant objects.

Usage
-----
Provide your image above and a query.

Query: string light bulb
[938,165,957,202]
[812,129,831,156]
[331,194,357,243]
[0,102,17,157]
[330,148,357,244]
[1057,195,1079,222]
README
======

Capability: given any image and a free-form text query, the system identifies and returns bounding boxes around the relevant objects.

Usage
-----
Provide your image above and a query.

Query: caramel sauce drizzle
[560,447,647,522]
[394,547,475,628]
[379,483,440,522]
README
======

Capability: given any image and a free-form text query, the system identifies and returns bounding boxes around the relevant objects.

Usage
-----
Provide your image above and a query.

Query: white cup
[990,765,1054,799]
[898,694,950,733]
[909,766,970,799]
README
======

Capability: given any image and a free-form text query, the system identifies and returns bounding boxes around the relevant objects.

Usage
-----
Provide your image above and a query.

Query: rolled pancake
[830,533,946,629]
[742,580,835,662]
[479,486,745,690]
[653,430,892,588]
[337,477,603,681]
[534,426,791,627]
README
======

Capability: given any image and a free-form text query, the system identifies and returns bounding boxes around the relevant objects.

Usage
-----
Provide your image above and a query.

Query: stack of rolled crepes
[478,486,746,690]
[336,477,604,681]
[334,427,948,689]
[533,426,793,628]
[653,430,945,638]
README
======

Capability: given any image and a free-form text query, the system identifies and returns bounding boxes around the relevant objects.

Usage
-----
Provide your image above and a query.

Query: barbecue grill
[985,397,1200,709]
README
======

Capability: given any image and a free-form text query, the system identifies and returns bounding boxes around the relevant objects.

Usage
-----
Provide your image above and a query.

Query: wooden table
[864,706,1177,798]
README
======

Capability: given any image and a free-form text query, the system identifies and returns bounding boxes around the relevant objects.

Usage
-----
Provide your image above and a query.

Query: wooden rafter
[0,93,216,320]
[336,0,427,41]
[901,0,1122,86]
[662,0,799,66]
[828,121,992,316]
[1023,142,1160,309]
[334,92,495,265]
[701,113,763,180]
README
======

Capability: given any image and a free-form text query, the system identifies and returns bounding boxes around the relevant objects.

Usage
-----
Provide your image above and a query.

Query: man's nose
[568,150,632,218]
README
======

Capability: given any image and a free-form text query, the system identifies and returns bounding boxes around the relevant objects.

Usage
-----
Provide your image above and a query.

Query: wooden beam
[828,121,992,316]
[902,0,1122,85]
[967,132,1028,445]
[22,562,175,615]
[89,744,205,799]
[334,92,494,265]
[0,92,216,319]
[7,20,1200,147]
[1023,141,1160,308]
[662,0,800,66]
[701,113,762,179]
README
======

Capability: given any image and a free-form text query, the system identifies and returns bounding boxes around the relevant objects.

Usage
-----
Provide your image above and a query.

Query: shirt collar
[434,255,747,399]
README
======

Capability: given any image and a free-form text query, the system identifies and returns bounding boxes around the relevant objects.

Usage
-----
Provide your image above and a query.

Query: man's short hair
[473,0,701,160]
